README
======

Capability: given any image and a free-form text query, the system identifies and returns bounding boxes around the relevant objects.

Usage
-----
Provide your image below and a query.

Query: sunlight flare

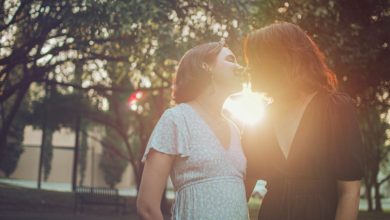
[224,83,271,126]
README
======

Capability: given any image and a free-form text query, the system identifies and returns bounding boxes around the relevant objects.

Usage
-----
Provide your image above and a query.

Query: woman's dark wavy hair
[244,22,338,94]
[172,41,225,104]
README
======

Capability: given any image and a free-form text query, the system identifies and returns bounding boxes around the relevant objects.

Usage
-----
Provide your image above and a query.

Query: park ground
[0,182,389,220]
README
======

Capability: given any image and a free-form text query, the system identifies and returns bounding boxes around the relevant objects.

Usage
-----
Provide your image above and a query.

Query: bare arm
[335,180,361,220]
[136,150,175,220]
[245,176,257,202]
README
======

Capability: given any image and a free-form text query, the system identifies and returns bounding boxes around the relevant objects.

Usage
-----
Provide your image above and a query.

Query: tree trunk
[374,181,382,212]
[370,162,383,212]
[0,80,30,162]
[364,177,373,212]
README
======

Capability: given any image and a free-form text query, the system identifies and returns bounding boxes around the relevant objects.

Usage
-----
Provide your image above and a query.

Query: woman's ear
[201,62,211,72]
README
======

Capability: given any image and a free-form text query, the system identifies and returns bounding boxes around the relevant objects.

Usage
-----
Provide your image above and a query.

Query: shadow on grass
[1,183,389,220]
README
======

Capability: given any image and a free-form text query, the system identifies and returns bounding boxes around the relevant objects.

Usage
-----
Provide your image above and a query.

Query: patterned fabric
[142,103,249,220]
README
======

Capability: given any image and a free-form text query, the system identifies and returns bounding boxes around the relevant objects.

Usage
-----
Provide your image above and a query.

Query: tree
[1,0,389,213]
[99,131,128,188]
[358,86,390,211]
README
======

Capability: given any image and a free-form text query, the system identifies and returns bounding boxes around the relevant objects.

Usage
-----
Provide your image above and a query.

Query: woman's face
[211,47,243,95]
[249,55,285,97]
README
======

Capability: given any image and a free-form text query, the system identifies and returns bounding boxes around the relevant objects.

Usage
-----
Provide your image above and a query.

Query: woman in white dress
[136,41,249,220]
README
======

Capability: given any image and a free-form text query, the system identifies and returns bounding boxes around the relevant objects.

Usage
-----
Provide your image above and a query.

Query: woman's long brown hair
[172,41,225,104]
[244,22,338,96]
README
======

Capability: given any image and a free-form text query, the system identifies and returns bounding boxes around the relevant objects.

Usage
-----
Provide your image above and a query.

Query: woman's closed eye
[225,54,237,63]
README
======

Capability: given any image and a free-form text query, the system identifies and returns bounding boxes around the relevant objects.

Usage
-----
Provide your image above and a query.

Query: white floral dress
[142,103,249,220]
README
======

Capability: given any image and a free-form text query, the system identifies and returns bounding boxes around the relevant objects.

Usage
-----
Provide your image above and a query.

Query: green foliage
[0,101,26,176]
[42,128,53,181]
[1,1,389,210]
[0,140,23,177]
[99,130,128,188]
[0,83,31,176]
[78,130,88,186]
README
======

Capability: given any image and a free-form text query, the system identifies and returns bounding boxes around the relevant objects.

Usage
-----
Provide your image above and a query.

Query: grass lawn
[1,183,389,220]
[0,182,140,219]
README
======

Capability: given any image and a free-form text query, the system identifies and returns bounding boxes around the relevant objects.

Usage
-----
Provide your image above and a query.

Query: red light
[128,91,144,106]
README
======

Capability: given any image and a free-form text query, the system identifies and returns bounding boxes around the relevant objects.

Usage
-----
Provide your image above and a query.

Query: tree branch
[81,129,131,161]
[379,173,390,185]
[0,0,28,31]
[0,59,69,103]
[37,78,170,93]
[83,52,129,62]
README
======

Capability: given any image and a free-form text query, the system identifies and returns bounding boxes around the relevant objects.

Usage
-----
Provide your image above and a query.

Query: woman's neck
[193,90,227,116]
[271,90,318,113]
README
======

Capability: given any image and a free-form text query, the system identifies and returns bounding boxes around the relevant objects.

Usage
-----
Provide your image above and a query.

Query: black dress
[242,90,364,220]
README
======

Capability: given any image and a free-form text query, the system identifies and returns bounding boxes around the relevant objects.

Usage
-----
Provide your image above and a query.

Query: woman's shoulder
[328,91,355,103]
[164,103,187,116]
[159,104,188,123]
[320,90,357,109]
[319,90,359,121]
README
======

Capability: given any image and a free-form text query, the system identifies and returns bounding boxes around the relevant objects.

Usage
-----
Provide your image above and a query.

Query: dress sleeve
[328,93,364,181]
[141,109,190,163]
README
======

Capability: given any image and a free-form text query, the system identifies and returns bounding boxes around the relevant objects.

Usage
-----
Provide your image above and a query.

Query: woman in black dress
[243,22,364,220]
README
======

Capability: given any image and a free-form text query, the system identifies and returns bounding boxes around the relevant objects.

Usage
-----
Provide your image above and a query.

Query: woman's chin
[227,87,244,96]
